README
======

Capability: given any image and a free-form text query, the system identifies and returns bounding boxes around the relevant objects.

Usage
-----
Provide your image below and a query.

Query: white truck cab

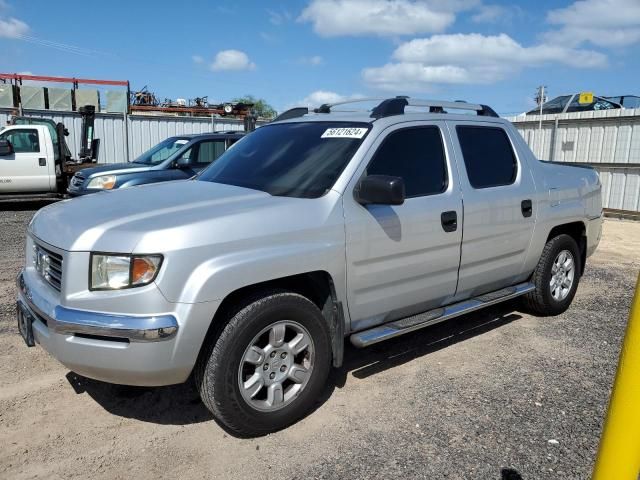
[0,124,58,193]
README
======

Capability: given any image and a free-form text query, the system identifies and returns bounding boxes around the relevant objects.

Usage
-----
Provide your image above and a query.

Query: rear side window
[456,126,517,189]
[366,127,447,198]
[196,140,226,165]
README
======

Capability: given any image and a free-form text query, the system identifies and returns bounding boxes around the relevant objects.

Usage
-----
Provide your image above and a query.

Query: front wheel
[195,291,332,437]
[523,234,582,316]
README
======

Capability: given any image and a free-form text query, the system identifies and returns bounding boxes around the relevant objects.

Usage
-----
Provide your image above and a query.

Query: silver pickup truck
[16,98,602,436]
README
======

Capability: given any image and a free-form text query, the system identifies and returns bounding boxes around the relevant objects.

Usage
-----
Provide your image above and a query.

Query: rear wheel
[195,291,331,437]
[523,234,582,316]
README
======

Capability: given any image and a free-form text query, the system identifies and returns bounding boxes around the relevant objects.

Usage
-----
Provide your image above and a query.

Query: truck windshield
[132,137,190,165]
[197,122,370,198]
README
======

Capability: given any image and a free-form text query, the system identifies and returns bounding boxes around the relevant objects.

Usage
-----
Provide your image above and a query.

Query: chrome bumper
[17,270,178,342]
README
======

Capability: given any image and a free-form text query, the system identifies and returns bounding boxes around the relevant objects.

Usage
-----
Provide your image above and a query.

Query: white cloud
[471,4,523,24]
[192,54,204,64]
[299,55,324,66]
[299,0,475,37]
[210,49,256,71]
[267,8,292,26]
[363,33,607,91]
[295,90,364,108]
[546,0,640,47]
[0,16,28,38]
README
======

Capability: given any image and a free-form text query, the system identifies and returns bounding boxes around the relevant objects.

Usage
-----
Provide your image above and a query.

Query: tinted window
[366,127,447,197]
[566,95,619,113]
[132,137,190,165]
[198,122,369,198]
[456,126,517,189]
[195,140,226,165]
[0,128,40,153]
[526,95,570,115]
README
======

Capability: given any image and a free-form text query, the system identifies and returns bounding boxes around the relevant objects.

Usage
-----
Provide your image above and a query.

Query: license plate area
[17,302,35,347]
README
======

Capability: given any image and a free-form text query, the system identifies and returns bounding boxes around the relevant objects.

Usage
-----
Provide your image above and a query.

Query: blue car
[67,132,243,196]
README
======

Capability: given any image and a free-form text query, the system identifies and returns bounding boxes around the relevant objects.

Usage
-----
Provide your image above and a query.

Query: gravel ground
[0,202,638,480]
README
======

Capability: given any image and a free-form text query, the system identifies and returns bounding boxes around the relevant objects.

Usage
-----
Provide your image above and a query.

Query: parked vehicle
[0,112,97,199]
[67,132,243,196]
[604,95,640,109]
[16,97,602,436]
[526,93,621,115]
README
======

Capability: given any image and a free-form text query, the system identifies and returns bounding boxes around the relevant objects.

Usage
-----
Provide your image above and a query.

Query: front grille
[33,243,64,291]
[71,174,85,187]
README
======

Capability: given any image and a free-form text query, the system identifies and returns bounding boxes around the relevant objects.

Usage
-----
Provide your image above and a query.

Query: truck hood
[79,162,154,178]
[29,180,297,252]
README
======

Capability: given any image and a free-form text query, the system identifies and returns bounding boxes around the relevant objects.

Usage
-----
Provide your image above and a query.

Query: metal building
[507,108,640,215]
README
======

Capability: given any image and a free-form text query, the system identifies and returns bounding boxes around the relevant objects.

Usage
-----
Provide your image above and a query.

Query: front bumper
[16,269,214,386]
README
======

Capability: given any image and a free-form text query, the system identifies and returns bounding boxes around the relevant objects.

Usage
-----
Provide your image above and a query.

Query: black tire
[195,290,332,437]
[523,234,582,316]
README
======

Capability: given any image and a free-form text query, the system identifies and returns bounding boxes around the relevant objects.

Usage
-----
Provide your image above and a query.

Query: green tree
[233,95,276,119]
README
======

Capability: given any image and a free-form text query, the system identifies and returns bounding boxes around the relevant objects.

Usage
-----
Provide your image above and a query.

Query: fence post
[123,112,129,162]
[592,272,640,479]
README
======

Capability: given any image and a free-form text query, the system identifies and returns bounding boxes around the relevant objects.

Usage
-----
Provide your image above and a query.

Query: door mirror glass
[174,147,193,168]
[355,175,405,205]
[0,139,13,156]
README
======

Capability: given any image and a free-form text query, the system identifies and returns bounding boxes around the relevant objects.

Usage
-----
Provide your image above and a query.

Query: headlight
[87,175,116,190]
[90,254,162,290]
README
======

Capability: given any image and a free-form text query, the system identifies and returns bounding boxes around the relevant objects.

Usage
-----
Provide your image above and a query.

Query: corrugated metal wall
[507,108,640,213]
[0,108,247,163]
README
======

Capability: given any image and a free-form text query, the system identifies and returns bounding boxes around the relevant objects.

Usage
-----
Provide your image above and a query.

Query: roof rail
[272,107,309,122]
[314,98,385,114]
[308,96,498,118]
[370,97,499,118]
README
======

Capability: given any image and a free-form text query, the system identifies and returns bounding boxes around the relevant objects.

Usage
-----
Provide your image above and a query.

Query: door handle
[38,158,46,167]
[521,199,533,218]
[441,211,457,232]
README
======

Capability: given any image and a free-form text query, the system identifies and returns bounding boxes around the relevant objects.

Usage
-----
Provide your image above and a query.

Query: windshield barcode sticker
[321,128,368,139]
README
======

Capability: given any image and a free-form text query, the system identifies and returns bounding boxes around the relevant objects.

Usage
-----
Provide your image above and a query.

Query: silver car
[17,98,602,436]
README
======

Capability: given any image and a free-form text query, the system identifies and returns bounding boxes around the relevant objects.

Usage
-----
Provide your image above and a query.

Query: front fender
[157,239,347,305]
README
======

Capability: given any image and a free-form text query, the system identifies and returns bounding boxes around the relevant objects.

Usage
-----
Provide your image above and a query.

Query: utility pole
[535,85,547,128]
[535,86,547,154]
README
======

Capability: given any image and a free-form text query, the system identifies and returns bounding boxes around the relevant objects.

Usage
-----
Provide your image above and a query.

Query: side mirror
[355,175,405,205]
[174,156,191,169]
[0,139,13,156]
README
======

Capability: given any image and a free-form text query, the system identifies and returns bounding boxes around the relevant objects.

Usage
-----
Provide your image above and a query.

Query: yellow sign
[578,92,594,104]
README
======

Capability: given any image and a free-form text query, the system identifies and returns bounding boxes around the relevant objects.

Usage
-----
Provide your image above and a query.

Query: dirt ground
[1,204,638,480]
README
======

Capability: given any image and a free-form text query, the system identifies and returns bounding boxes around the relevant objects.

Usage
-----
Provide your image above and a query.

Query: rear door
[344,122,463,332]
[0,127,52,193]
[447,121,537,299]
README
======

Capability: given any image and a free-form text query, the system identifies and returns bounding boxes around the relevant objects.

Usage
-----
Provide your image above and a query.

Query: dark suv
[67,132,243,196]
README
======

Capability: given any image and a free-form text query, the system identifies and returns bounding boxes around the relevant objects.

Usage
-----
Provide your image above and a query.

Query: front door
[343,122,463,332]
[171,139,228,179]
[0,127,51,193]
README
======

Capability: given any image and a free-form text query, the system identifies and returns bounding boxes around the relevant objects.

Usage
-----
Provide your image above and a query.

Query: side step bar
[350,282,535,348]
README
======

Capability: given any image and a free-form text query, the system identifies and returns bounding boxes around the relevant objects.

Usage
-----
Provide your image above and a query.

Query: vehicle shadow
[501,467,524,479]
[66,371,214,425]
[332,300,522,386]
[66,300,523,430]
[0,199,59,211]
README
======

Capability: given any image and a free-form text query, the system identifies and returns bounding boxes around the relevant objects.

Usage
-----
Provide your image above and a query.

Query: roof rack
[313,97,499,119]
[272,107,309,122]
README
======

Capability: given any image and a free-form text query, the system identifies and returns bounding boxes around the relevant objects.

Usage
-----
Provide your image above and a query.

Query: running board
[350,282,535,348]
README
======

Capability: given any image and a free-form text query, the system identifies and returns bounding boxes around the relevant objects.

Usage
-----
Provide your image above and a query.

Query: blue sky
[1,0,639,115]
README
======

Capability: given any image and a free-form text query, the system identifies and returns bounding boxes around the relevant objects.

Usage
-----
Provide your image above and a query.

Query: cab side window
[456,126,517,189]
[0,128,40,153]
[366,126,447,198]
[195,140,226,166]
